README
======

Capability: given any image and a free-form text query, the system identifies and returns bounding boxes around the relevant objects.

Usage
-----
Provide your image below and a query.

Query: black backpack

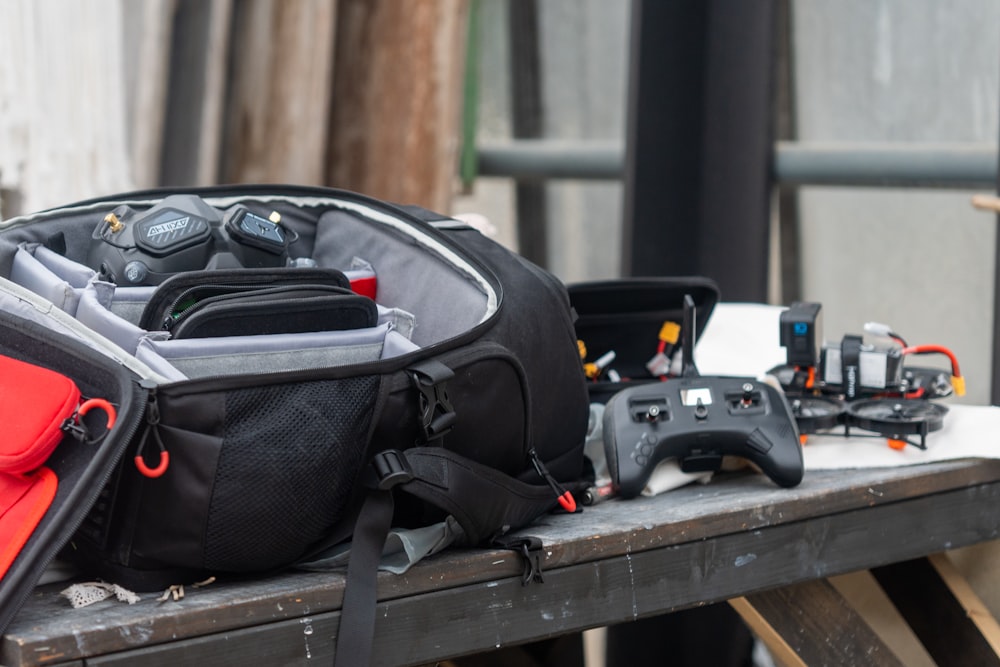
[0,185,591,663]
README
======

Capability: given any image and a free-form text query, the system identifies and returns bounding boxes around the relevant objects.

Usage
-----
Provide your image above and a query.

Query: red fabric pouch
[0,469,58,577]
[0,355,81,579]
[0,355,81,474]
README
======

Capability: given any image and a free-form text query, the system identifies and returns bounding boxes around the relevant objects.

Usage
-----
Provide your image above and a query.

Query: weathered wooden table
[4,458,1000,666]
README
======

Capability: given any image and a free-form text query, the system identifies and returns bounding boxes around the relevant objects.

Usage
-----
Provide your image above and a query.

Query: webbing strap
[332,488,394,667]
[331,447,562,665]
[400,448,559,546]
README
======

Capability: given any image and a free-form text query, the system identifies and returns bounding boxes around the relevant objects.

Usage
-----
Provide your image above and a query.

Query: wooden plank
[730,596,807,667]
[930,552,1000,655]
[4,462,998,664]
[5,473,1000,666]
[326,0,469,212]
[732,579,906,667]
[872,556,1000,667]
[829,570,937,667]
[220,0,338,185]
[536,460,1000,570]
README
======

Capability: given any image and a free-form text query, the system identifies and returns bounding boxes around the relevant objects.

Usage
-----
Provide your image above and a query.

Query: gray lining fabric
[313,209,488,347]
[1,194,492,382]
[135,324,404,381]
[10,244,92,315]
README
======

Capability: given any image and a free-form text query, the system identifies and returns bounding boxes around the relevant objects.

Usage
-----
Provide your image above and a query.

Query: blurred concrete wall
[538,0,629,282]
[459,0,999,405]
[792,0,1000,405]
[453,0,629,280]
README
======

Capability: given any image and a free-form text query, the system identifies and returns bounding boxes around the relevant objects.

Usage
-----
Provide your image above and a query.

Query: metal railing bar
[475,140,999,188]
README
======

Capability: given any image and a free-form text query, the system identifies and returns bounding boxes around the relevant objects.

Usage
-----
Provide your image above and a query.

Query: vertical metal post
[775,0,801,305]
[509,0,548,267]
[621,0,777,304]
[993,137,1000,405]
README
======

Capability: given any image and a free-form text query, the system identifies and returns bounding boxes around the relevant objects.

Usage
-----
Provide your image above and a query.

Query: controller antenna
[680,294,700,378]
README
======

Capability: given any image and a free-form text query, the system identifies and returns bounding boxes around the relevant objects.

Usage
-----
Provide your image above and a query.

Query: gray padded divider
[313,210,488,347]
[9,244,93,315]
[109,286,157,326]
[382,330,421,359]
[135,324,396,380]
[376,305,416,341]
[30,244,96,285]
[75,282,151,354]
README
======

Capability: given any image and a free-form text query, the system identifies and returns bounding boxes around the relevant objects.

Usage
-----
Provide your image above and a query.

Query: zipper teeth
[165,283,353,328]
[2,188,504,388]
[164,283,289,328]
[5,188,500,322]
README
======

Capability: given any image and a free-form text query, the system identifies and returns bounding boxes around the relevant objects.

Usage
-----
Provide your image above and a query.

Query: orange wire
[901,344,961,377]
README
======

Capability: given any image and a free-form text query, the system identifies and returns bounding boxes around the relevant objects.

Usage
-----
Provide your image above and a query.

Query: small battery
[819,340,904,395]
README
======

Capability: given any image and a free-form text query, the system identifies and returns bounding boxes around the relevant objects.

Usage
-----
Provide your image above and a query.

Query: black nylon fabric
[3,188,591,598]
[436,226,590,484]
[398,448,559,546]
[205,376,380,571]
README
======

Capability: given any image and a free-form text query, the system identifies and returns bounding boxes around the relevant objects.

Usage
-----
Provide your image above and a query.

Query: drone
[770,302,963,450]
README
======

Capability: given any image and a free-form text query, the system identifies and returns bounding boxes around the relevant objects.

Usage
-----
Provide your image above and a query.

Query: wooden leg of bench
[730,579,906,667]
[871,554,1000,667]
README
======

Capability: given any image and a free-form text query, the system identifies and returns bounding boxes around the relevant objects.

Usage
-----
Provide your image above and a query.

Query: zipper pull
[528,448,576,513]
[134,387,170,478]
[61,397,118,443]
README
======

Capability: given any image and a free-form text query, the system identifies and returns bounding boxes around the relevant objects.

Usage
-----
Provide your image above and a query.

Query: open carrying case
[0,185,592,663]
[570,277,721,402]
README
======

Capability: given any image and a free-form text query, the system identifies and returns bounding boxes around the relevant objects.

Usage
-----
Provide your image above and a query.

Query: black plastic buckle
[60,416,89,441]
[409,361,457,444]
[495,536,545,586]
[372,449,414,490]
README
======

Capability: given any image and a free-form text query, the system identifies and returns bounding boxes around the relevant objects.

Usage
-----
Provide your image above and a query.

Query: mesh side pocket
[204,375,380,571]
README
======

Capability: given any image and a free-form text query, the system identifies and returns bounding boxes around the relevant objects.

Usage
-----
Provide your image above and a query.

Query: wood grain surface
[4,459,999,666]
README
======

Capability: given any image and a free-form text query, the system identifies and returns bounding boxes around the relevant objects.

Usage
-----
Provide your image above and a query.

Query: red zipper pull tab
[135,390,170,478]
[529,448,577,513]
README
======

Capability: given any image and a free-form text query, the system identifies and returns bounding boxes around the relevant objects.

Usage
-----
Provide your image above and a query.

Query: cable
[864,321,908,347]
[901,344,965,396]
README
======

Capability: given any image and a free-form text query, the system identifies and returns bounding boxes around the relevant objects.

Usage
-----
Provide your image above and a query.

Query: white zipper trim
[2,194,500,323]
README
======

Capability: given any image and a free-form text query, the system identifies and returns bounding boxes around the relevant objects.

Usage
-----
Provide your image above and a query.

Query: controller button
[123,261,149,284]
[640,443,653,457]
[747,428,774,454]
[635,454,648,467]
[695,402,708,420]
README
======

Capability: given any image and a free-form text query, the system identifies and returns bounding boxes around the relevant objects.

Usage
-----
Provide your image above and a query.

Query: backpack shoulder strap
[333,446,574,666]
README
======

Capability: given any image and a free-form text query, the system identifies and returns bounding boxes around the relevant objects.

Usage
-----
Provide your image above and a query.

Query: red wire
[901,344,961,377]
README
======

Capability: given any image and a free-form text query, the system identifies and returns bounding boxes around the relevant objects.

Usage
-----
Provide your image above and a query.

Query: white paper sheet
[696,303,1000,470]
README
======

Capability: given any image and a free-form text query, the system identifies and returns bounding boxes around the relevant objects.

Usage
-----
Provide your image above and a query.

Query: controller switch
[747,428,773,454]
